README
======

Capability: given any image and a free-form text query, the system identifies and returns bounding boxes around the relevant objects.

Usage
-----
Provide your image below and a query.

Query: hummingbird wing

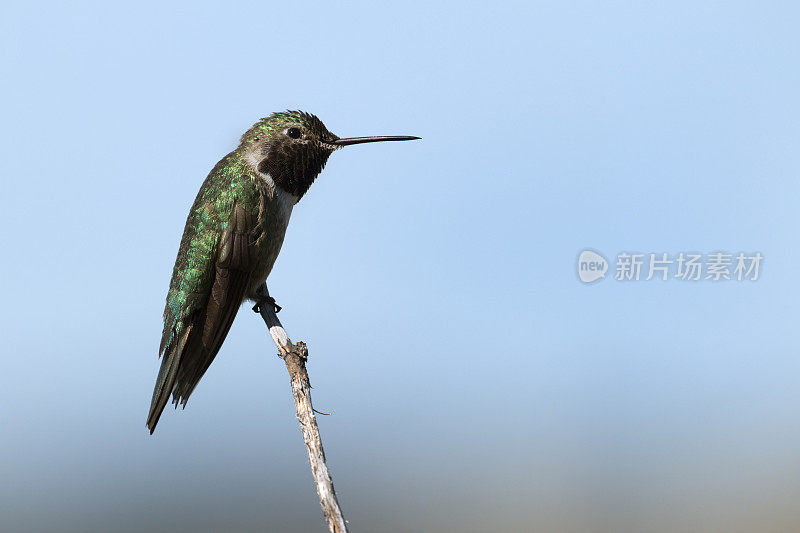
[172,203,257,402]
[147,157,261,433]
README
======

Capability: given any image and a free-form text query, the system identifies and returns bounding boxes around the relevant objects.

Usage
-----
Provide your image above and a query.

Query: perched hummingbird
[147,111,418,433]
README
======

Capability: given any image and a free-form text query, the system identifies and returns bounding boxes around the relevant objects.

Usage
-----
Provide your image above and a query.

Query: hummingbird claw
[252,296,281,314]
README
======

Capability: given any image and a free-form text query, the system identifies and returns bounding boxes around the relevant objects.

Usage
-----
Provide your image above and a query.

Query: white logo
[578,250,608,283]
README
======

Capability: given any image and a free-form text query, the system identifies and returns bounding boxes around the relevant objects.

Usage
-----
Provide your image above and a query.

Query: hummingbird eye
[286,127,302,139]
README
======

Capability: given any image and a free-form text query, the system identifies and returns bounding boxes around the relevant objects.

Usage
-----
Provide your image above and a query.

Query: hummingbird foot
[252,297,281,314]
[252,284,282,314]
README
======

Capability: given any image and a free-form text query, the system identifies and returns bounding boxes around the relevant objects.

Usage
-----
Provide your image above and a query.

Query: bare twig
[256,288,348,533]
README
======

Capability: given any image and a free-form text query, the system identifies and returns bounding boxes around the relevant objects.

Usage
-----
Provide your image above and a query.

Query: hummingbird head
[239,110,419,199]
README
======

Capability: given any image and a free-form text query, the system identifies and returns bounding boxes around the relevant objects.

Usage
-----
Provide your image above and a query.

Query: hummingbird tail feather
[147,323,193,433]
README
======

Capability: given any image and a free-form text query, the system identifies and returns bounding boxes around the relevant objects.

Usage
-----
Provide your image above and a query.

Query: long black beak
[330,135,421,147]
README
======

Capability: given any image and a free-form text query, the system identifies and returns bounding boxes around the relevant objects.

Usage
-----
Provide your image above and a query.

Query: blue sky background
[2,2,799,532]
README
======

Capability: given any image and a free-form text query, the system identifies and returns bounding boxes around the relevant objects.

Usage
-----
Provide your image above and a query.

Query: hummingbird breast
[248,171,298,296]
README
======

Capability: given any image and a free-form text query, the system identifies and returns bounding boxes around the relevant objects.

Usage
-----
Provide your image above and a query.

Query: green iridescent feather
[159,152,261,356]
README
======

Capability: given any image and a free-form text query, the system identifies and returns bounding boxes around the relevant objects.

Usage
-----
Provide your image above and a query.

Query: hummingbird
[147,111,419,433]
